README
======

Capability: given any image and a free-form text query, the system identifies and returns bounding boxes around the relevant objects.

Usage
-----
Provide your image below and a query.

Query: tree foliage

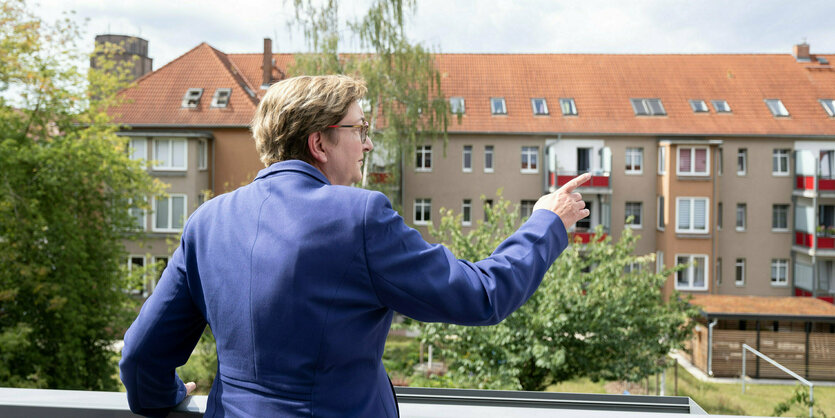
[289,0,451,205]
[0,0,160,390]
[420,194,699,391]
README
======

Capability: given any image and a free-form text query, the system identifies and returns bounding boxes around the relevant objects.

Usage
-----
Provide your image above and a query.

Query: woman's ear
[307,131,328,164]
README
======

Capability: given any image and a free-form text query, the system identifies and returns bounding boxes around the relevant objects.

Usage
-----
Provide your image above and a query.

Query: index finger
[560,173,592,192]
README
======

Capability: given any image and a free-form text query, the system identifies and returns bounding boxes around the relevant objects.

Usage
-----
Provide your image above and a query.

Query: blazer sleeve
[119,234,207,417]
[363,192,569,325]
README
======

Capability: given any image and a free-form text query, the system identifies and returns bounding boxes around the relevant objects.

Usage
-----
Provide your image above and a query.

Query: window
[772,204,789,231]
[150,256,169,294]
[197,191,207,206]
[820,99,835,117]
[576,201,592,230]
[625,147,643,174]
[198,139,208,170]
[414,198,431,225]
[520,200,536,219]
[462,199,472,226]
[771,259,789,286]
[210,88,231,108]
[676,254,708,290]
[127,256,145,295]
[717,148,723,176]
[559,98,577,115]
[484,145,494,172]
[735,258,746,286]
[657,146,666,175]
[717,202,723,230]
[129,199,146,231]
[689,99,709,112]
[415,145,432,171]
[716,258,723,285]
[630,98,666,116]
[521,146,538,173]
[737,148,747,175]
[736,203,746,231]
[129,138,147,162]
[181,88,203,108]
[772,149,790,175]
[822,150,834,179]
[462,145,472,172]
[657,251,665,274]
[577,148,591,172]
[490,98,507,115]
[676,197,709,233]
[657,196,665,230]
[711,100,731,113]
[677,146,709,176]
[625,202,642,228]
[449,97,465,114]
[531,98,549,115]
[484,199,493,222]
[153,138,187,171]
[765,99,789,117]
[153,194,187,232]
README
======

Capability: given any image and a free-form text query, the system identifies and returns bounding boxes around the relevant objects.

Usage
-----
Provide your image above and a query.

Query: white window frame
[484,145,494,173]
[210,88,232,108]
[717,148,723,176]
[716,257,722,285]
[520,200,536,219]
[181,88,203,108]
[559,98,577,116]
[415,145,432,172]
[676,146,710,176]
[152,194,188,233]
[772,204,789,232]
[657,146,666,175]
[129,198,146,231]
[450,97,465,114]
[198,139,208,170]
[675,254,709,291]
[737,148,747,175]
[152,138,188,171]
[676,197,710,234]
[772,149,790,176]
[689,99,709,113]
[490,97,507,115]
[711,100,731,113]
[736,203,746,231]
[462,145,472,172]
[820,99,835,117]
[771,259,789,287]
[735,258,746,286]
[656,251,665,274]
[765,99,789,117]
[657,195,665,231]
[625,147,643,174]
[630,98,666,116]
[717,202,723,230]
[129,138,147,167]
[625,201,643,229]
[414,198,431,225]
[521,146,539,174]
[531,98,549,115]
[462,199,472,226]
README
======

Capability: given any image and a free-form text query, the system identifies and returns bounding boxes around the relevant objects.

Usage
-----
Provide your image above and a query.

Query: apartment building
[109,39,835,302]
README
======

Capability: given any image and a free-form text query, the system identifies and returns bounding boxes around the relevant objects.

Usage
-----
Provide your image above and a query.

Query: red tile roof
[689,294,835,318]
[111,43,835,136]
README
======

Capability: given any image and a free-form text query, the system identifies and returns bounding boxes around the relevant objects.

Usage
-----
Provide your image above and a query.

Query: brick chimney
[261,38,272,89]
[793,42,810,62]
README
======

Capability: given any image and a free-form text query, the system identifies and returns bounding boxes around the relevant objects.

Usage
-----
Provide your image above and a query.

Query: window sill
[675,233,711,239]
[735,227,746,232]
[771,282,789,287]
[676,175,711,181]
[520,170,539,174]
[462,169,472,173]
[413,221,429,226]
[415,169,432,173]
[625,171,643,176]
[151,170,188,177]
[771,229,790,233]
[675,286,709,292]
[772,172,790,177]
[484,169,494,173]
[626,224,642,229]
[735,282,746,287]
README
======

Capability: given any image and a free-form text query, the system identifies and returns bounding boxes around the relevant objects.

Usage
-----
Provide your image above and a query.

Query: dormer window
[689,100,709,113]
[821,99,835,117]
[711,100,731,113]
[631,98,665,116]
[181,88,203,108]
[531,98,549,115]
[450,97,465,115]
[490,97,507,115]
[211,88,232,108]
[765,99,789,117]
[559,98,577,115]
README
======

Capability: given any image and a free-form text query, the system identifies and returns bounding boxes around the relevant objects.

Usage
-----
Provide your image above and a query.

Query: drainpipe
[712,146,718,294]
[707,318,718,376]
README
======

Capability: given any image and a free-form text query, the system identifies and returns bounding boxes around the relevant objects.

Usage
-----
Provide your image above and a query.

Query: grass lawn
[547,364,835,417]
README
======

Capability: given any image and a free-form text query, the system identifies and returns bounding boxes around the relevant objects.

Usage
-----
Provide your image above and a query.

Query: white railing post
[741,343,814,418]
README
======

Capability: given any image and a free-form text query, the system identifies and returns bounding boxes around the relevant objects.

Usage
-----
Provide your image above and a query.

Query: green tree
[0,0,161,390]
[420,194,699,391]
[290,0,451,206]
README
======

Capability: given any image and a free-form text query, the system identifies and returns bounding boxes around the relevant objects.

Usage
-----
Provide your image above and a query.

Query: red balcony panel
[819,236,835,249]
[796,176,815,190]
[368,172,390,183]
[557,175,609,188]
[571,231,607,244]
[795,288,835,304]
[549,173,556,187]
[820,178,835,191]
[795,232,813,247]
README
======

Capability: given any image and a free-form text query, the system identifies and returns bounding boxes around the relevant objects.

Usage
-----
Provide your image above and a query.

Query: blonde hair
[251,75,367,166]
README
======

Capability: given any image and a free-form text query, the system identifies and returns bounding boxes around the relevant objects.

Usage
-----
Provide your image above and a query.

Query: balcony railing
[552,171,611,189]
[794,231,835,250]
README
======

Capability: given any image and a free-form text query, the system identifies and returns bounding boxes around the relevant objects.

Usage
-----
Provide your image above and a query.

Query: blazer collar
[254,160,331,185]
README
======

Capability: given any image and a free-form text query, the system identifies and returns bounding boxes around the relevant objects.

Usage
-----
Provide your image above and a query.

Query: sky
[30,0,835,70]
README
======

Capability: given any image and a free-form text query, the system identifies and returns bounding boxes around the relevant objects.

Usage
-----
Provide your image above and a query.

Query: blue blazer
[120,160,568,417]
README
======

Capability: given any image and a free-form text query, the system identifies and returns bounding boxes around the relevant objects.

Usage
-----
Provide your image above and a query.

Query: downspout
[712,146,718,294]
[707,318,718,376]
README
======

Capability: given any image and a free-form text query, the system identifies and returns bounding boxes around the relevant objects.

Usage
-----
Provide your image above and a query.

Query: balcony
[794,231,835,250]
[571,230,609,244]
[545,141,612,194]
[793,149,835,197]
[0,386,707,417]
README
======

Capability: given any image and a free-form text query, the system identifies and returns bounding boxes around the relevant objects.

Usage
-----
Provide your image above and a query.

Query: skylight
[490,97,507,115]
[821,99,835,117]
[531,98,549,115]
[560,98,577,116]
[630,98,665,116]
[181,88,204,108]
[711,100,731,113]
[765,99,789,117]
[211,88,232,108]
[689,100,709,113]
[450,97,465,114]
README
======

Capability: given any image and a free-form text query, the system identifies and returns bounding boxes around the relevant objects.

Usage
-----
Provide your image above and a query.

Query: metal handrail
[741,343,814,418]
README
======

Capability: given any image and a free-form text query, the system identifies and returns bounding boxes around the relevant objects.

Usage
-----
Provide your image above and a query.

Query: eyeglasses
[327,120,369,144]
